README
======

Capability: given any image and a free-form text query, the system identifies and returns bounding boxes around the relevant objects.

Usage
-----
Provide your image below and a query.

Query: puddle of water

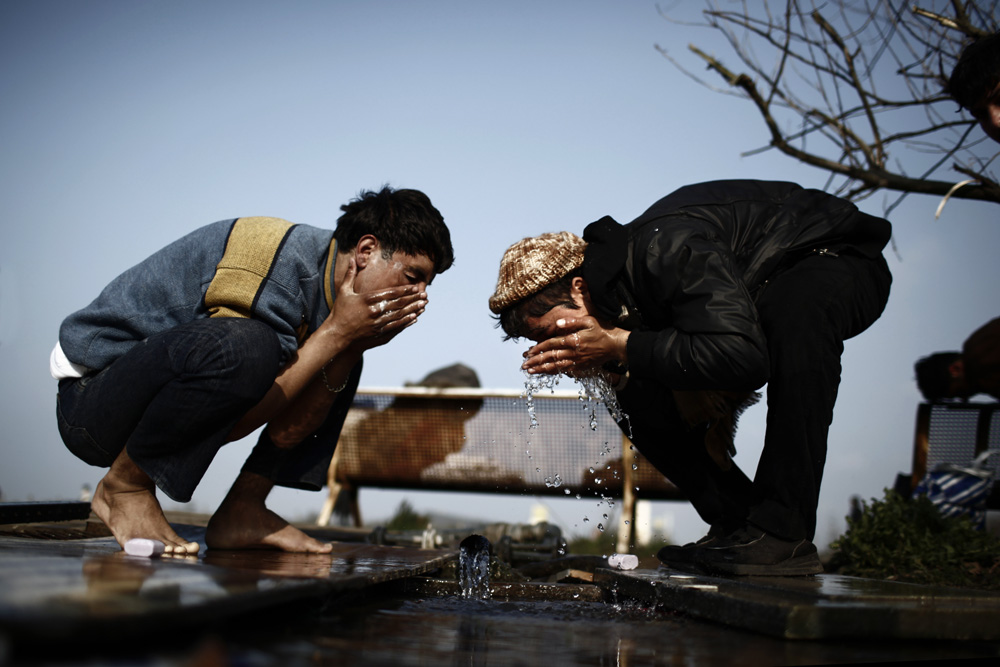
[222,595,1000,667]
[11,589,1000,666]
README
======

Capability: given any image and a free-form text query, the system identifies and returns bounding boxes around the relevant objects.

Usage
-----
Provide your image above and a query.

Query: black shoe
[657,534,716,566]
[695,524,823,576]
[656,522,736,567]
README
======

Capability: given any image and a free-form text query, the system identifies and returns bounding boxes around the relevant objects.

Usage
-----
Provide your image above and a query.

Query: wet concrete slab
[597,566,1000,640]
[390,576,606,602]
[0,522,454,642]
[4,513,1000,660]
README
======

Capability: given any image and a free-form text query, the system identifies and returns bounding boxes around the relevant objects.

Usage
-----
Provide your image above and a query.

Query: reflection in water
[82,553,156,597]
[202,550,335,580]
[309,598,680,666]
[225,595,1000,667]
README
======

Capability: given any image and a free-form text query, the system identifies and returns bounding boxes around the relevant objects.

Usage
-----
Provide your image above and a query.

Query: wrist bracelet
[320,364,351,393]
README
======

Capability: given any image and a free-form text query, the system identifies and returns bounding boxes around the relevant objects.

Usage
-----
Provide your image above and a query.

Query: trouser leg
[56,318,282,502]
[749,253,891,540]
[617,378,757,531]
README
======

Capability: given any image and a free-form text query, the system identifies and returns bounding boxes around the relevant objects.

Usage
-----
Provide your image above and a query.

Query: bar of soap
[607,554,638,570]
[124,538,165,557]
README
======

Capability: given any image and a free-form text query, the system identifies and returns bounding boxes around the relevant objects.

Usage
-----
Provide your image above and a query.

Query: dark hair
[914,351,961,401]
[947,33,1000,112]
[335,186,454,275]
[495,269,582,340]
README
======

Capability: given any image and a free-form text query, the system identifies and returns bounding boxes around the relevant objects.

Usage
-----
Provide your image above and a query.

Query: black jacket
[582,180,891,392]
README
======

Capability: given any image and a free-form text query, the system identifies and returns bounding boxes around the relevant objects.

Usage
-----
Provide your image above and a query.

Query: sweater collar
[323,237,338,312]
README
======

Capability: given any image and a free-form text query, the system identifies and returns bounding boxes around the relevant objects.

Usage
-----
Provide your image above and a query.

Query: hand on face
[521,315,628,377]
[325,257,428,351]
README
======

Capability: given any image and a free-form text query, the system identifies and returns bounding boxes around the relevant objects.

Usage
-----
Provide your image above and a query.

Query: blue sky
[2,1,998,547]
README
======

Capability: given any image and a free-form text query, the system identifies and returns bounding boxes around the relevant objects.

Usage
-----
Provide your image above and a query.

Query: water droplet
[523,369,630,434]
[522,371,561,429]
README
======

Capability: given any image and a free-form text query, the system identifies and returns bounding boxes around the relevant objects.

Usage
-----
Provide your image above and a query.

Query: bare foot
[92,450,200,556]
[205,472,332,553]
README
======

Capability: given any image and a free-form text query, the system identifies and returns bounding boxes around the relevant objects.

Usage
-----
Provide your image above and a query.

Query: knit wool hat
[488,231,586,314]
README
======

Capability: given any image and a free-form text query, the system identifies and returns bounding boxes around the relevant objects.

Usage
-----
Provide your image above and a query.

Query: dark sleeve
[625,230,770,391]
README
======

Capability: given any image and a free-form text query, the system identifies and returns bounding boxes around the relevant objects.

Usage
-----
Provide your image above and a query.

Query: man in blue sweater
[52,187,453,554]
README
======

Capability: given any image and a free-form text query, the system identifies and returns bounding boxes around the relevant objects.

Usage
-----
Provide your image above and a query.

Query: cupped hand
[323,258,428,351]
[521,316,629,376]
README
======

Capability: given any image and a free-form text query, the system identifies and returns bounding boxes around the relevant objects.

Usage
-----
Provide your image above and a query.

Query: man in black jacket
[489,180,892,576]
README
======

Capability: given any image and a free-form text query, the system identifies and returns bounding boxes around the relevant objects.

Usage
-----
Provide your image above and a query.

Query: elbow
[741,364,769,391]
[743,349,771,390]
[736,347,769,390]
[710,345,769,391]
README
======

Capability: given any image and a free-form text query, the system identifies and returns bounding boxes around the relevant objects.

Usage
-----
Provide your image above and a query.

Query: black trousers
[56,318,358,502]
[617,251,892,541]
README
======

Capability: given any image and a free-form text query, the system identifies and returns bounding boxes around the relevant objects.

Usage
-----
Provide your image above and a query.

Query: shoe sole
[657,560,708,575]
[699,554,824,577]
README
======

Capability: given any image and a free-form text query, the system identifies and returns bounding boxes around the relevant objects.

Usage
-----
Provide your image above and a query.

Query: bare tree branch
[662,0,1000,208]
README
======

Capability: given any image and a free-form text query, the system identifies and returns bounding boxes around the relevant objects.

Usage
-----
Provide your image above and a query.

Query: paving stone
[596,566,1000,640]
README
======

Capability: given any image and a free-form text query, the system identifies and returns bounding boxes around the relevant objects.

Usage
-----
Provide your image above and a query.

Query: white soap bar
[607,554,638,570]
[124,538,165,557]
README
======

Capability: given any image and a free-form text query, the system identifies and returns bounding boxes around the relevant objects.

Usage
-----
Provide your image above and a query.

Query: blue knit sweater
[59,217,338,372]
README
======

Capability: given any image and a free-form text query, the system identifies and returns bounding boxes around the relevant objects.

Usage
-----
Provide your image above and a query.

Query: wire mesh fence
[330,388,682,500]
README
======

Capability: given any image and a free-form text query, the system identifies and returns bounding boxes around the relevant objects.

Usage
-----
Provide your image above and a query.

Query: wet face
[521,282,589,342]
[359,250,436,294]
[522,305,586,343]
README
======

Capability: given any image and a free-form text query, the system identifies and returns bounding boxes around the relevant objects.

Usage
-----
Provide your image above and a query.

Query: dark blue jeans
[619,251,892,541]
[56,318,357,502]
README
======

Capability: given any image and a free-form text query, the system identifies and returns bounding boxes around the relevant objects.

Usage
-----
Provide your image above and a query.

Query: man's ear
[354,235,380,269]
[571,276,589,307]
[948,359,965,379]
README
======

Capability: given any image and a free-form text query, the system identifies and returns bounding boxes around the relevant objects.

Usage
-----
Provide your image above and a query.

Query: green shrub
[828,489,1000,589]
[384,499,429,531]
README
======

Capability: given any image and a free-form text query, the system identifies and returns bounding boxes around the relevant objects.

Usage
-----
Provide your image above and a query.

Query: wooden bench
[319,387,684,550]
[905,401,1000,509]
